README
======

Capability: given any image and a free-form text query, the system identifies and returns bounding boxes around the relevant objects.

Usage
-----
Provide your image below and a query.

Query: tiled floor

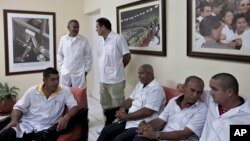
[87,95,104,141]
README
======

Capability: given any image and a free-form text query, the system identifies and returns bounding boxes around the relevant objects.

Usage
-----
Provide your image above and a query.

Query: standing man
[200,73,250,141]
[96,17,131,129]
[57,19,93,88]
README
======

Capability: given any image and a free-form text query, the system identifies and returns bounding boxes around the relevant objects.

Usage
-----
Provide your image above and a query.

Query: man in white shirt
[57,19,93,89]
[96,17,131,128]
[134,76,207,141]
[200,73,250,141]
[0,67,79,141]
[97,64,166,141]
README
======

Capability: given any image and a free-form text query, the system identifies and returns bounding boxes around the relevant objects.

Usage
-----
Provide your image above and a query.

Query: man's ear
[226,88,234,97]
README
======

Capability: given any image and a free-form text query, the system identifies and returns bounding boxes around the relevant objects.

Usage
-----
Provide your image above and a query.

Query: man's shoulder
[77,34,88,40]
[60,34,69,39]
[27,85,40,92]
[148,79,162,89]
[109,31,124,39]
[57,85,71,95]
[240,98,250,113]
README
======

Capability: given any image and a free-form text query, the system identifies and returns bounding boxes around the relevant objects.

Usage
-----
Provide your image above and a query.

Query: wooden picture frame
[3,9,56,75]
[117,0,166,56]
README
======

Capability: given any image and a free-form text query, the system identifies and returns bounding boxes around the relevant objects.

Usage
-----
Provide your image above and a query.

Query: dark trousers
[133,135,157,141]
[103,107,120,126]
[97,122,137,141]
[0,127,55,141]
[0,109,88,141]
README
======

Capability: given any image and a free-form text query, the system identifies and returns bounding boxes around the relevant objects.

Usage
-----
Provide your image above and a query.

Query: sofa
[57,87,89,141]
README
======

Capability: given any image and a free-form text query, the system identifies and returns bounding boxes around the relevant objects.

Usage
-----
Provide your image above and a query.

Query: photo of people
[195,0,250,51]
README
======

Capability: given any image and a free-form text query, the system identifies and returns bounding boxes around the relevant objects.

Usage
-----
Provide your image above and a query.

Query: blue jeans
[97,122,137,141]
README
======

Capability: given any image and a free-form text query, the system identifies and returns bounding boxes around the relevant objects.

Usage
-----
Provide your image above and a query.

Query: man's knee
[0,128,16,141]
[36,130,57,141]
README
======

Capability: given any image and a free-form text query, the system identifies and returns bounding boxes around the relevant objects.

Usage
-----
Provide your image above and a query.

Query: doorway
[89,11,100,100]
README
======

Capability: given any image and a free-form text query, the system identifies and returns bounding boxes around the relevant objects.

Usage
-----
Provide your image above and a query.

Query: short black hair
[43,67,58,79]
[140,64,154,76]
[184,75,204,88]
[232,13,248,32]
[211,73,239,95]
[67,19,79,27]
[96,17,112,30]
[200,15,221,36]
[199,1,211,12]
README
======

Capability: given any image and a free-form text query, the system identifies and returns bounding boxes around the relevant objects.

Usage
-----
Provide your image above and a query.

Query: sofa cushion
[162,86,181,102]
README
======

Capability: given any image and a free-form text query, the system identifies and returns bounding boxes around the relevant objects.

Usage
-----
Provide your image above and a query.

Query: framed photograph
[117,0,166,56]
[3,9,56,75]
[187,0,250,62]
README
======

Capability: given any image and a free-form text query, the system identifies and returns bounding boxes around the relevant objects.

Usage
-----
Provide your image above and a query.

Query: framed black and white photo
[187,0,250,63]
[3,9,56,75]
[117,0,166,56]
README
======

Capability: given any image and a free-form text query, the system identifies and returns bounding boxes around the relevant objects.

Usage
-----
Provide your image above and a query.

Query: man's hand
[136,120,146,135]
[115,108,126,122]
[55,115,70,132]
[0,121,19,132]
[137,124,157,139]
[116,109,129,122]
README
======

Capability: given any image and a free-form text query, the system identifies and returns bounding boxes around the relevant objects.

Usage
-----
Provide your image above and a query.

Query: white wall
[84,0,250,98]
[1,0,249,99]
[0,0,89,98]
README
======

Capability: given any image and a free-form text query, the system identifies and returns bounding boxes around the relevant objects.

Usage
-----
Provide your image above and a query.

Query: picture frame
[187,0,250,63]
[117,0,166,56]
[3,9,56,75]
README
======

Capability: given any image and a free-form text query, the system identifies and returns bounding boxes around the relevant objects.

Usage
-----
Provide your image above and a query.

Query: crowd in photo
[195,0,250,50]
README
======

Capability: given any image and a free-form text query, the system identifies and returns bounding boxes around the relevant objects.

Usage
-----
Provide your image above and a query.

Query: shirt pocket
[48,99,64,116]
[181,113,194,125]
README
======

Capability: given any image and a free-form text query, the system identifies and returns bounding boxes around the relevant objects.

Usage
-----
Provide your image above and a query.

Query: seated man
[200,73,250,141]
[0,67,79,141]
[97,64,166,141]
[134,76,207,141]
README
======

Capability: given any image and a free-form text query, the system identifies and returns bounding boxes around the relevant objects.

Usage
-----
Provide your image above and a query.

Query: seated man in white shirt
[0,67,79,141]
[199,73,250,141]
[97,64,166,141]
[133,75,207,141]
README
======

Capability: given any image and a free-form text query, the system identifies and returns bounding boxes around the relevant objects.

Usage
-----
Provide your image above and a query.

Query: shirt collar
[105,31,115,40]
[66,34,79,40]
[238,97,250,113]
[139,79,157,89]
[175,94,201,108]
[36,84,62,97]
